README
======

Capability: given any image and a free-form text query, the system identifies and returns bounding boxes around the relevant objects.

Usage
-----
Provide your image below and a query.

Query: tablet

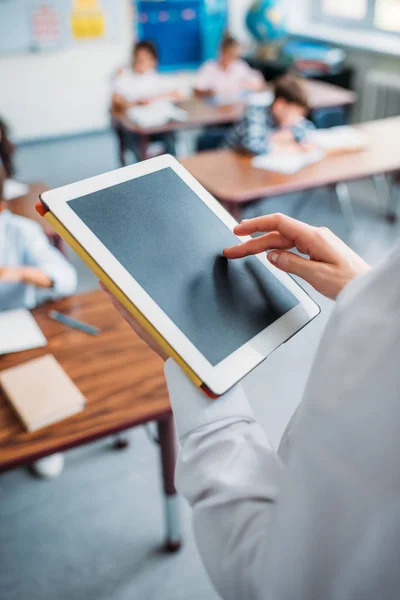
[39,155,320,396]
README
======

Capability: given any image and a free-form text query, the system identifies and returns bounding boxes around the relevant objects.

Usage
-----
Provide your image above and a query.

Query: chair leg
[335,183,355,232]
[157,415,181,553]
[112,434,130,450]
[373,174,397,223]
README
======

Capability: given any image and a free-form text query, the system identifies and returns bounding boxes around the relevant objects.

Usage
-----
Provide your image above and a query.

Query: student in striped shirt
[227,75,315,155]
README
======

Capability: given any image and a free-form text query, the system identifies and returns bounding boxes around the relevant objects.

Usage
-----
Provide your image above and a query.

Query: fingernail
[268,252,278,265]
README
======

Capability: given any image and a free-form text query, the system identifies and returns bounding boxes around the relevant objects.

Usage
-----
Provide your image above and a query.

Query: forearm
[194,88,214,98]
[21,266,53,288]
[165,360,284,600]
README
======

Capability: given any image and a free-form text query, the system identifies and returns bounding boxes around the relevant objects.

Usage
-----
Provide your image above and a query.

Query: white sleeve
[23,221,77,299]
[165,359,284,600]
[240,61,264,85]
[164,246,400,600]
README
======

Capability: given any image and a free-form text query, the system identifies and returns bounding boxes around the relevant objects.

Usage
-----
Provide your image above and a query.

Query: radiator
[361,70,400,121]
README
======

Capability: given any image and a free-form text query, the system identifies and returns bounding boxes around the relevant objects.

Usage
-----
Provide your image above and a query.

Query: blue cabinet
[135,0,228,70]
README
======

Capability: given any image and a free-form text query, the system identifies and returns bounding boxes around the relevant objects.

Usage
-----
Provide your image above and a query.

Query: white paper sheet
[0,309,47,355]
[307,126,368,152]
[252,149,325,174]
[4,179,29,202]
[127,101,188,128]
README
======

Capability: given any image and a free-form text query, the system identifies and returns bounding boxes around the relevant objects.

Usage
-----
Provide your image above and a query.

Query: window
[312,0,400,34]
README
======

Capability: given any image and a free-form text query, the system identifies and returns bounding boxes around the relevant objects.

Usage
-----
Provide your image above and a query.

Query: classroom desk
[181,116,400,223]
[0,290,181,552]
[111,80,357,163]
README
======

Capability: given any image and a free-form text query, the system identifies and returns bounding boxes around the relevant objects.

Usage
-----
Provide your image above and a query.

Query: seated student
[194,34,265,100]
[112,40,183,160]
[195,35,265,152]
[227,74,315,155]
[0,166,77,478]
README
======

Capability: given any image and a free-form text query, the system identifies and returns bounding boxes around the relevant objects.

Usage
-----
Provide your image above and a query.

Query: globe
[246,0,287,43]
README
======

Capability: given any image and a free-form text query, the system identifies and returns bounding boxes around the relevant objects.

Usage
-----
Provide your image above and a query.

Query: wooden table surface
[111,80,357,135]
[111,97,243,135]
[0,290,170,471]
[181,117,400,204]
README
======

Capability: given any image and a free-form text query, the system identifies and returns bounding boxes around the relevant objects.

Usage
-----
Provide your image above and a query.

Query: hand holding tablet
[37,155,320,397]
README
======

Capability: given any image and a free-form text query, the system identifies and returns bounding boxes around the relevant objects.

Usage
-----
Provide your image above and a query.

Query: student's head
[219,35,240,70]
[0,117,15,179]
[132,41,159,74]
[271,75,309,126]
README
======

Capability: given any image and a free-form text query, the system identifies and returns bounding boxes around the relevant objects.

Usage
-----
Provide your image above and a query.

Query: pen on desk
[48,311,100,336]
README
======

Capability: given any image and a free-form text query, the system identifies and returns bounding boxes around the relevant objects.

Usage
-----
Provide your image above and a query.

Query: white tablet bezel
[42,155,320,396]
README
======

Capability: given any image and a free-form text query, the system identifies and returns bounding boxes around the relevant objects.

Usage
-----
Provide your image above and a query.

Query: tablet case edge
[35,201,218,396]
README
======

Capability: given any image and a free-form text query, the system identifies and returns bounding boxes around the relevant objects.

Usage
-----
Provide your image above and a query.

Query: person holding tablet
[103,213,400,599]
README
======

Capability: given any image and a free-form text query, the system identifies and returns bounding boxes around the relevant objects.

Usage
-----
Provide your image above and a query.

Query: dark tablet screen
[68,168,298,365]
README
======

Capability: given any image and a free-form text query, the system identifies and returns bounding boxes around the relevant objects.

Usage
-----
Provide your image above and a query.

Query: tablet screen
[68,168,298,365]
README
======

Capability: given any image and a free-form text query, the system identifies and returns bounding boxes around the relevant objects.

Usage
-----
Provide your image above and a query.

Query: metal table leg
[373,174,397,223]
[335,182,355,232]
[138,134,150,162]
[157,415,181,553]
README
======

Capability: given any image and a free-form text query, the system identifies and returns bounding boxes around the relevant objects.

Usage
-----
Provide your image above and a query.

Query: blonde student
[112,41,183,159]
[195,35,265,151]
[194,34,265,99]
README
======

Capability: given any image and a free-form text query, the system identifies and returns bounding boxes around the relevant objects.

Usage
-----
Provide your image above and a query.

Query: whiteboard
[0,0,122,54]
[0,0,31,54]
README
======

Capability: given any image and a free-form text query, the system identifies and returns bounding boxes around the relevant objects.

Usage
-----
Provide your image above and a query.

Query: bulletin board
[0,0,122,54]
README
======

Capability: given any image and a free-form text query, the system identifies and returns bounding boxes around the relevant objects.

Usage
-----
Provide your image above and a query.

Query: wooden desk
[182,117,400,222]
[0,290,180,552]
[112,80,357,163]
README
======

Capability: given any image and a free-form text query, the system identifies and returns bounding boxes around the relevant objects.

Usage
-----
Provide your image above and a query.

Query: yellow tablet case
[36,201,219,398]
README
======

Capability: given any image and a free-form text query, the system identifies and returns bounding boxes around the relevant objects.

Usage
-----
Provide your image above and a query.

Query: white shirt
[0,210,77,311]
[195,59,264,96]
[164,242,400,600]
[112,68,178,103]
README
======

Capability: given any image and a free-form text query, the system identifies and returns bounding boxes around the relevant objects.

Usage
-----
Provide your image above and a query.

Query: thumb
[268,250,318,284]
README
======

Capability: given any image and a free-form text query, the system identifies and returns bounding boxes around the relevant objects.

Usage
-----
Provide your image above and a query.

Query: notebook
[127,101,187,128]
[0,354,86,431]
[0,309,47,355]
[307,126,368,153]
[252,148,325,174]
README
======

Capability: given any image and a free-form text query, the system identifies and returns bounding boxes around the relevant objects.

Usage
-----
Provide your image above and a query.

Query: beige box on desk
[0,355,86,431]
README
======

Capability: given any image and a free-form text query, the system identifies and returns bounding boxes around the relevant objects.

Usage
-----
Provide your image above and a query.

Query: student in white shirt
[0,166,77,478]
[195,35,265,152]
[194,34,265,100]
[103,212,400,600]
[112,41,183,160]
